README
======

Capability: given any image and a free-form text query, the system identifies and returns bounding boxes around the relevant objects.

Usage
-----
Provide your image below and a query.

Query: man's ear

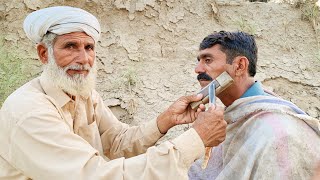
[233,56,249,76]
[37,43,49,64]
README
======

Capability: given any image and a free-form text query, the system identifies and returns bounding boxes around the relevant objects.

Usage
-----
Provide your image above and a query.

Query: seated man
[0,6,227,179]
[188,31,320,179]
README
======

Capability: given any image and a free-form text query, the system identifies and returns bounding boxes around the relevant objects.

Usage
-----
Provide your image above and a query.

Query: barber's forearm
[85,129,205,180]
[123,128,205,179]
[102,119,164,159]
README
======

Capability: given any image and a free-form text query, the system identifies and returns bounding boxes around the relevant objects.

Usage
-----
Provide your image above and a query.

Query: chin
[199,81,210,89]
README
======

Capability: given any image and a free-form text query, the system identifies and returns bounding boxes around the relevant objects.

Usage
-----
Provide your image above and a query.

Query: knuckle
[179,96,185,101]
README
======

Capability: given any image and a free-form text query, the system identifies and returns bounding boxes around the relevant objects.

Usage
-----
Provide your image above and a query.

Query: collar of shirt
[240,81,268,98]
[39,73,73,108]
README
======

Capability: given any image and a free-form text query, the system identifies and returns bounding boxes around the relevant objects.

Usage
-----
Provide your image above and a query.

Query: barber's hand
[156,94,205,134]
[192,105,227,147]
[312,163,320,180]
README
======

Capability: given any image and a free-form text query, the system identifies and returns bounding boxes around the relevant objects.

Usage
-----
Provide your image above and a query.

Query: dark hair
[199,31,257,77]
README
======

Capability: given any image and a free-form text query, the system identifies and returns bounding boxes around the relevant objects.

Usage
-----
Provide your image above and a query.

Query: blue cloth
[240,81,268,98]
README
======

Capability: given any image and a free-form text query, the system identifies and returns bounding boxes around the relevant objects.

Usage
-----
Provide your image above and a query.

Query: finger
[207,105,224,118]
[195,107,204,118]
[208,104,226,112]
[208,103,216,110]
[196,105,205,112]
[184,93,203,103]
[190,109,197,121]
[198,104,206,111]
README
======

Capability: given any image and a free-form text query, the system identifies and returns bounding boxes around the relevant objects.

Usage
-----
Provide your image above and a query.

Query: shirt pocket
[77,117,103,155]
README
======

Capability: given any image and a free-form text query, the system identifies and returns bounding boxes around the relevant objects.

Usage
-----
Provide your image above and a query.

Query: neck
[218,77,255,107]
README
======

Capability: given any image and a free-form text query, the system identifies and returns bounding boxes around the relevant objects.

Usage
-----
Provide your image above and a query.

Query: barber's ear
[37,43,49,64]
[233,56,249,76]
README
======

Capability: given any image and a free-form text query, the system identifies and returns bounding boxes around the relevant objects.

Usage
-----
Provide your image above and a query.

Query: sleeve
[93,92,165,159]
[10,108,205,180]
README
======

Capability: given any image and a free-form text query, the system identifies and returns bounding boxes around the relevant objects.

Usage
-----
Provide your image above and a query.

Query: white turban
[23,6,101,43]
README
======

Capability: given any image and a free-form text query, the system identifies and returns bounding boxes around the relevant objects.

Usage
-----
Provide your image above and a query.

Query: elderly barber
[0,6,227,179]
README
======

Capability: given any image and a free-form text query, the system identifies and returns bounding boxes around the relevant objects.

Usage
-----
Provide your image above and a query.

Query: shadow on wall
[109,105,134,124]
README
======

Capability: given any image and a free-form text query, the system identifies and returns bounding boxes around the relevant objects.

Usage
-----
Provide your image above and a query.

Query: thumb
[208,104,224,113]
[185,93,203,103]
[208,103,216,110]
[208,104,226,111]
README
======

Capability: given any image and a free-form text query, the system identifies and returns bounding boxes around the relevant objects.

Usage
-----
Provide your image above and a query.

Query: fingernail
[197,94,202,98]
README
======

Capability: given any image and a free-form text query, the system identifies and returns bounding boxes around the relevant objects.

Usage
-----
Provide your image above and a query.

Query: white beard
[42,48,97,98]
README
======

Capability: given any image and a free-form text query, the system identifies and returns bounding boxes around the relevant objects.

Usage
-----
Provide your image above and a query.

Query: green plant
[235,16,257,35]
[120,67,140,114]
[297,0,320,52]
[316,49,320,60]
[0,38,35,106]
[300,0,319,22]
[122,67,139,90]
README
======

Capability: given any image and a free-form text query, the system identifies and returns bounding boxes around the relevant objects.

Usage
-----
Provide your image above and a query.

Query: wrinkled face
[41,32,97,97]
[195,44,230,88]
[53,32,96,76]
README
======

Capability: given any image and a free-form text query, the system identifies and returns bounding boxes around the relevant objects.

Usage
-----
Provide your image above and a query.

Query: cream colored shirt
[0,74,205,180]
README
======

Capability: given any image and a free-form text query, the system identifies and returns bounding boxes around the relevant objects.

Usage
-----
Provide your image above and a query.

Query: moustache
[197,73,213,81]
[64,64,91,72]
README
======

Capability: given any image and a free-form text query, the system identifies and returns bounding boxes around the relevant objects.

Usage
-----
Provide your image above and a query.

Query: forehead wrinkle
[56,37,95,47]
[56,32,94,42]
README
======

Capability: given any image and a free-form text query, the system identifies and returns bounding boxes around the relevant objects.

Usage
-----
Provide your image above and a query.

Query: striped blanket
[189,95,320,180]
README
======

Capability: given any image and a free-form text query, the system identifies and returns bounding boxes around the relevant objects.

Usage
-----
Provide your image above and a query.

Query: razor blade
[190,71,233,109]
[208,83,215,105]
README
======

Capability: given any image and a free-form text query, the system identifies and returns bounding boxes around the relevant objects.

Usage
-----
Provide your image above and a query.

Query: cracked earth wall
[1,0,319,140]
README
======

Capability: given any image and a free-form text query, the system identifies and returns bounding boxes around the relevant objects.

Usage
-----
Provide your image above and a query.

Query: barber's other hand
[156,94,204,134]
[192,105,227,147]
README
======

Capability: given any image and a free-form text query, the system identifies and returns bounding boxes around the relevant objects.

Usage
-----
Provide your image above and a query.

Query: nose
[76,48,90,65]
[195,60,206,74]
